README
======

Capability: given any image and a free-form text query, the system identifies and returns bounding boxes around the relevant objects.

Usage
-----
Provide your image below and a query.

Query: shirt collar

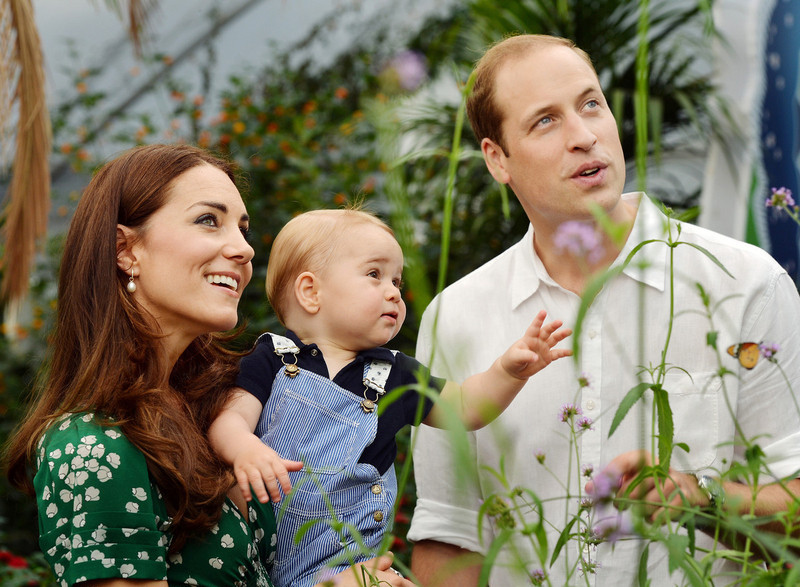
[511,192,668,310]
[283,330,397,364]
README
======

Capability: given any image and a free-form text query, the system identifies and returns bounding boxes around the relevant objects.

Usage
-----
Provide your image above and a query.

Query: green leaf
[637,544,652,587]
[549,516,579,567]
[608,382,652,438]
[677,242,735,278]
[654,385,675,468]
[479,529,513,587]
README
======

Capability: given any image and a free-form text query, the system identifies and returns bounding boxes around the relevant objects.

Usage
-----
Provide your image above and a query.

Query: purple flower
[381,50,428,92]
[766,186,795,209]
[582,463,594,478]
[578,372,592,388]
[592,507,634,544]
[585,464,621,503]
[759,342,780,361]
[576,416,594,432]
[534,449,546,465]
[530,568,547,585]
[559,403,582,423]
[554,221,605,264]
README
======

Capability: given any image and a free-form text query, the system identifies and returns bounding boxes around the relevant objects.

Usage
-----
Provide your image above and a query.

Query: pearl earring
[127,275,137,293]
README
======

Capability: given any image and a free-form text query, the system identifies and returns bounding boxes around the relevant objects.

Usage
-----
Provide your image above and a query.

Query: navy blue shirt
[236,331,443,475]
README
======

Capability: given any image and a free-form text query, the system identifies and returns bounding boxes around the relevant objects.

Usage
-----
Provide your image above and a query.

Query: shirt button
[311,349,318,356]
[586,400,595,411]
[371,484,382,495]
[373,511,384,522]
[588,330,598,339]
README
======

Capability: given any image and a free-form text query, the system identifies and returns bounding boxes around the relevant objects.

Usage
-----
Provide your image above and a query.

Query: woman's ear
[116,224,137,273]
[294,271,320,314]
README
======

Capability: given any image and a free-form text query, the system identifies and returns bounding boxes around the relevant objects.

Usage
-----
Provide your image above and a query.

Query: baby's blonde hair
[266,208,395,325]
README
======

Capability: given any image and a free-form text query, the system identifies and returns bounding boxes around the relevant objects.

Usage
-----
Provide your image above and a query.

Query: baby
[209,208,572,587]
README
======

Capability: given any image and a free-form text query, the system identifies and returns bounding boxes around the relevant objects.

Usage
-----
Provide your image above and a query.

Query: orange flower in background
[232,121,246,134]
[279,140,292,154]
[333,193,347,205]
[362,176,376,193]
[261,233,274,245]
[32,318,44,330]
[193,95,204,106]
[198,130,211,147]
[265,159,279,171]
[304,117,316,129]
[77,149,90,161]
[267,122,279,134]
[274,105,286,116]
[170,90,184,101]
[302,100,317,114]
[162,55,174,65]
[334,86,349,100]
[192,109,203,120]
[60,143,72,154]
[353,110,364,120]
[76,81,87,94]
[129,65,141,76]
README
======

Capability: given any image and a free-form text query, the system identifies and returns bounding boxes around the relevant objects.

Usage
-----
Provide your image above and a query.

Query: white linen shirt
[409,193,800,586]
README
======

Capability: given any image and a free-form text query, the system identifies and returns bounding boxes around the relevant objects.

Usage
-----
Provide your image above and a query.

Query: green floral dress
[34,413,277,586]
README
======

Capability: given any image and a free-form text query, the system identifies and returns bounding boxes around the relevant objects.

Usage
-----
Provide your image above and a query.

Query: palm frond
[1,0,52,308]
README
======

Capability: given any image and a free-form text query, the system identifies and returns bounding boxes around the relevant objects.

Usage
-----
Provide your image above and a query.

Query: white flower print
[120,563,135,576]
[96,466,113,482]
[64,442,75,455]
[238,565,247,576]
[74,494,83,511]
[73,513,86,529]
[49,448,62,460]
[221,534,234,548]
[59,489,72,503]
[209,557,224,569]
[91,444,105,458]
[84,486,100,501]
[45,503,58,518]
[72,534,83,549]
[73,471,89,486]
[102,557,115,568]
[47,545,57,557]
[42,486,51,501]
[138,551,149,560]
[126,501,140,513]
[122,528,138,538]
[186,578,198,585]
[270,533,277,547]
[85,459,99,473]
[159,535,169,547]
[58,463,69,480]
[54,562,65,576]
[267,550,275,564]
[81,413,94,422]
[254,528,264,540]
[132,487,148,501]
[56,517,68,528]
[210,524,219,535]
[58,419,71,431]
[74,556,88,564]
[104,429,121,440]
[80,434,97,445]
[91,528,107,542]
[91,550,105,560]
[76,444,91,458]
[105,451,120,467]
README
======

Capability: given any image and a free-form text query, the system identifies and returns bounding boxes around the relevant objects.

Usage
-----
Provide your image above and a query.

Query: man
[408,34,800,586]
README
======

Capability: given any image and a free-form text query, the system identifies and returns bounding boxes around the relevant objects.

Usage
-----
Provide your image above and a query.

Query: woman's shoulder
[36,412,135,469]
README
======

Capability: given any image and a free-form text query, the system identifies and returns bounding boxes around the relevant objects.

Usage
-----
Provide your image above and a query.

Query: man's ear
[481,137,511,185]
[116,224,137,273]
[294,271,320,314]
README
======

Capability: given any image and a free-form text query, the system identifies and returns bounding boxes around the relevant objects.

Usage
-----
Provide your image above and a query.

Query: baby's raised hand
[233,434,303,503]
[502,310,572,379]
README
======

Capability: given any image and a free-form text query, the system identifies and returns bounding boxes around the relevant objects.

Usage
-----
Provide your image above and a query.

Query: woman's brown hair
[5,144,244,551]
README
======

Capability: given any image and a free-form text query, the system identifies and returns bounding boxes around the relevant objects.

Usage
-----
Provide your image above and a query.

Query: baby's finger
[248,470,271,504]
[234,469,254,502]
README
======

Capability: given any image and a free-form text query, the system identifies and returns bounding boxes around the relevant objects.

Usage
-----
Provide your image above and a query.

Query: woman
[5,144,411,587]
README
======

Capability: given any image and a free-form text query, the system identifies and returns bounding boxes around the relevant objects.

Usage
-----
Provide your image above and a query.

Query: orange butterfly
[727,342,761,370]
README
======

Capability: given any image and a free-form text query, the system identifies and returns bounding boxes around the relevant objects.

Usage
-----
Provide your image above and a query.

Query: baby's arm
[424,310,572,430]
[208,388,303,503]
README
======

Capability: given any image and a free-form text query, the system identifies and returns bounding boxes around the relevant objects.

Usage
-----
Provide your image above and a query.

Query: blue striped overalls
[255,334,397,587]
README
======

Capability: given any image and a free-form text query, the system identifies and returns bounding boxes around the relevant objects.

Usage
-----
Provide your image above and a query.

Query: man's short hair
[466,34,596,156]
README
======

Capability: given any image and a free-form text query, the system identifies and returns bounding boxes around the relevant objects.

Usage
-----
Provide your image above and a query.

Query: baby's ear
[294,271,320,314]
